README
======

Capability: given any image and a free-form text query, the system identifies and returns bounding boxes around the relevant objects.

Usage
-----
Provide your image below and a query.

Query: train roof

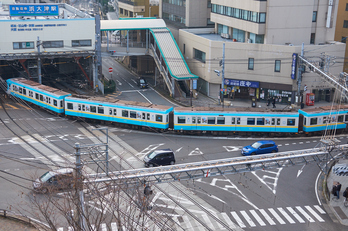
[299,105,348,116]
[66,96,173,111]
[174,106,297,113]
[8,78,71,96]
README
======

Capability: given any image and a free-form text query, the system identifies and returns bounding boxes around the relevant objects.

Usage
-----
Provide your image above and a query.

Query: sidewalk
[0,210,41,231]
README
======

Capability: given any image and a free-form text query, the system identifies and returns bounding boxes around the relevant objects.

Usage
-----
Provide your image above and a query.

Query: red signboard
[108,67,113,73]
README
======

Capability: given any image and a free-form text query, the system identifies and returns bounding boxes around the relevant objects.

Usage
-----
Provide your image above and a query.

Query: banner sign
[224,79,259,88]
[9,4,59,17]
[291,53,298,80]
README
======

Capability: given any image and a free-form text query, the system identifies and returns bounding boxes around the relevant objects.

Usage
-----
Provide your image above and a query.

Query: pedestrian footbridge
[100,18,198,98]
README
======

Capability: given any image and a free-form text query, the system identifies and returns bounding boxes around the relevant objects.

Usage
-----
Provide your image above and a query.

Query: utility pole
[297,42,304,105]
[37,36,42,84]
[220,43,225,108]
[74,143,86,231]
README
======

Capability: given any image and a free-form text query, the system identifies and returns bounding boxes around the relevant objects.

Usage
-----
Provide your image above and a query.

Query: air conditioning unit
[221,33,230,39]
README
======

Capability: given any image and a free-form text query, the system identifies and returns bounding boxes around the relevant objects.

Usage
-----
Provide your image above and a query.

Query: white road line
[137,90,152,104]
[313,140,317,142]
[258,209,276,225]
[221,212,238,229]
[182,216,194,230]
[201,214,215,230]
[286,207,305,223]
[306,141,311,143]
[314,205,326,214]
[111,222,118,231]
[299,142,303,144]
[249,210,266,226]
[305,206,325,222]
[268,208,285,224]
[285,143,289,146]
[240,210,256,227]
[231,211,246,228]
[296,206,315,222]
[277,207,295,224]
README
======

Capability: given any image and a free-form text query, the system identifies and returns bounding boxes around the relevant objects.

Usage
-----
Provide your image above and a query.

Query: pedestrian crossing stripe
[57,205,326,230]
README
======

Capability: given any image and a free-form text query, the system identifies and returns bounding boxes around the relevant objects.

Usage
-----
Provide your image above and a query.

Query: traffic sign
[108,67,113,73]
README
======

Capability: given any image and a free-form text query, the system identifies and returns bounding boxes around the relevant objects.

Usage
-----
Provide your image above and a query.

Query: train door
[270,118,281,132]
[298,114,304,132]
[142,112,150,126]
[192,116,202,130]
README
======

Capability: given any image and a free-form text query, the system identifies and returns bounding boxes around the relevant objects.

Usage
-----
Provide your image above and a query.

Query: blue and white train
[6,78,348,135]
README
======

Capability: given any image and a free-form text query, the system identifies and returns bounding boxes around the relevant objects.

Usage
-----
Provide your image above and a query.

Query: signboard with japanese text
[291,53,298,79]
[224,79,259,88]
[9,4,59,17]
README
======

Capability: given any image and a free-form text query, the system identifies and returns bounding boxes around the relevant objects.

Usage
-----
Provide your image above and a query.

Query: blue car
[241,140,278,156]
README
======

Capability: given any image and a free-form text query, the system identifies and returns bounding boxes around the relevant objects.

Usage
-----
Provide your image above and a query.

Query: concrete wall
[0,18,95,54]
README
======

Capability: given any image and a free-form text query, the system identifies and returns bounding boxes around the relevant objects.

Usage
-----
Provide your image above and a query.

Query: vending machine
[306,93,315,106]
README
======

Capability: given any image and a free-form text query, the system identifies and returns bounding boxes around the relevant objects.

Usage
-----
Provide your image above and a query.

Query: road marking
[296,206,315,222]
[314,205,326,214]
[182,215,193,230]
[268,208,285,224]
[201,214,215,229]
[231,211,246,228]
[286,207,305,223]
[258,209,276,225]
[305,206,325,222]
[189,147,203,156]
[240,210,256,227]
[277,207,295,224]
[299,142,303,144]
[221,212,238,229]
[249,210,266,226]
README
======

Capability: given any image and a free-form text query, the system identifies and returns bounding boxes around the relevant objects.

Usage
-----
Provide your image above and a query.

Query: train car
[174,107,299,134]
[64,96,174,130]
[6,78,71,114]
[299,105,348,133]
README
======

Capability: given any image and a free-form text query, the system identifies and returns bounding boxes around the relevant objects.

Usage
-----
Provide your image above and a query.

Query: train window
[19,87,22,94]
[46,97,49,103]
[53,100,57,106]
[35,93,39,100]
[231,117,235,124]
[197,117,201,124]
[208,117,215,124]
[78,104,81,111]
[310,118,317,125]
[323,117,327,123]
[142,113,145,119]
[60,101,63,108]
[345,115,348,122]
[237,117,241,124]
[178,116,185,123]
[338,115,344,122]
[271,118,275,125]
[130,111,136,118]
[23,88,26,95]
[67,103,73,110]
[82,105,85,111]
[90,106,96,113]
[287,119,295,126]
[247,118,255,125]
[304,118,306,125]
[277,118,281,125]
[114,109,117,115]
[217,117,225,124]
[40,95,44,101]
[109,109,112,115]
[122,110,129,117]
[192,117,196,123]
[49,98,51,104]
[166,115,168,123]
[257,118,264,125]
[29,91,32,97]
[147,113,150,120]
[98,107,104,114]
[156,115,163,122]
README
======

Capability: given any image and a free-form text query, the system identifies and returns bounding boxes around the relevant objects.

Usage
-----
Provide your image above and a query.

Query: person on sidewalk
[272,97,276,108]
[343,187,348,200]
[332,183,338,199]
[336,182,342,199]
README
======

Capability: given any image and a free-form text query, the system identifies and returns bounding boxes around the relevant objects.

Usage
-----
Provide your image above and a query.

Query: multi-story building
[119,0,159,18]
[176,0,346,103]
[335,0,348,73]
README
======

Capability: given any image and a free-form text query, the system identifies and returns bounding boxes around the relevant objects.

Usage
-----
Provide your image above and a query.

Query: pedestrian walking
[332,183,338,199]
[343,187,348,207]
[337,182,342,199]
[272,97,276,108]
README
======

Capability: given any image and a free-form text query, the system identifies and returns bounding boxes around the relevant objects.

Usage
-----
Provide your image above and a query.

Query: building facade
[177,0,346,103]
[335,0,348,73]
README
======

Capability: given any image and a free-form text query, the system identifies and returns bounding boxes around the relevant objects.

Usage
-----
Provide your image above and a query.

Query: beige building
[176,0,346,103]
[334,0,348,73]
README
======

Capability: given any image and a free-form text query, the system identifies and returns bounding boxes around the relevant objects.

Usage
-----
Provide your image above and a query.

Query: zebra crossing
[56,205,326,230]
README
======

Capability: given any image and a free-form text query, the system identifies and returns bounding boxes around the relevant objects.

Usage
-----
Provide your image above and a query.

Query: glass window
[98,107,104,114]
[147,113,150,120]
[109,109,112,115]
[42,41,64,48]
[342,37,347,43]
[277,118,281,125]
[287,119,295,126]
[130,111,136,118]
[232,28,245,42]
[178,116,186,123]
[156,115,163,122]
[208,117,215,124]
[67,103,73,110]
[72,40,92,47]
[122,110,129,117]
[237,117,241,124]
[60,101,63,108]
[344,20,348,28]
[114,109,117,115]
[275,60,281,72]
[19,87,22,94]
[345,115,348,122]
[248,58,254,70]
[90,106,96,113]
[40,94,44,101]
[194,48,206,63]
[346,3,348,11]
[312,11,317,22]
[257,118,264,125]
[338,115,344,122]
[247,118,255,125]
[310,118,317,125]
[259,13,266,23]
[310,33,315,44]
[82,105,85,111]
[13,42,34,49]
[217,117,225,124]
[35,93,39,100]
[231,117,235,124]
[192,117,196,123]
[53,100,57,106]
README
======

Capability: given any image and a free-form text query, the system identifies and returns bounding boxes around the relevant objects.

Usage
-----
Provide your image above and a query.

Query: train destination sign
[9,4,59,17]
